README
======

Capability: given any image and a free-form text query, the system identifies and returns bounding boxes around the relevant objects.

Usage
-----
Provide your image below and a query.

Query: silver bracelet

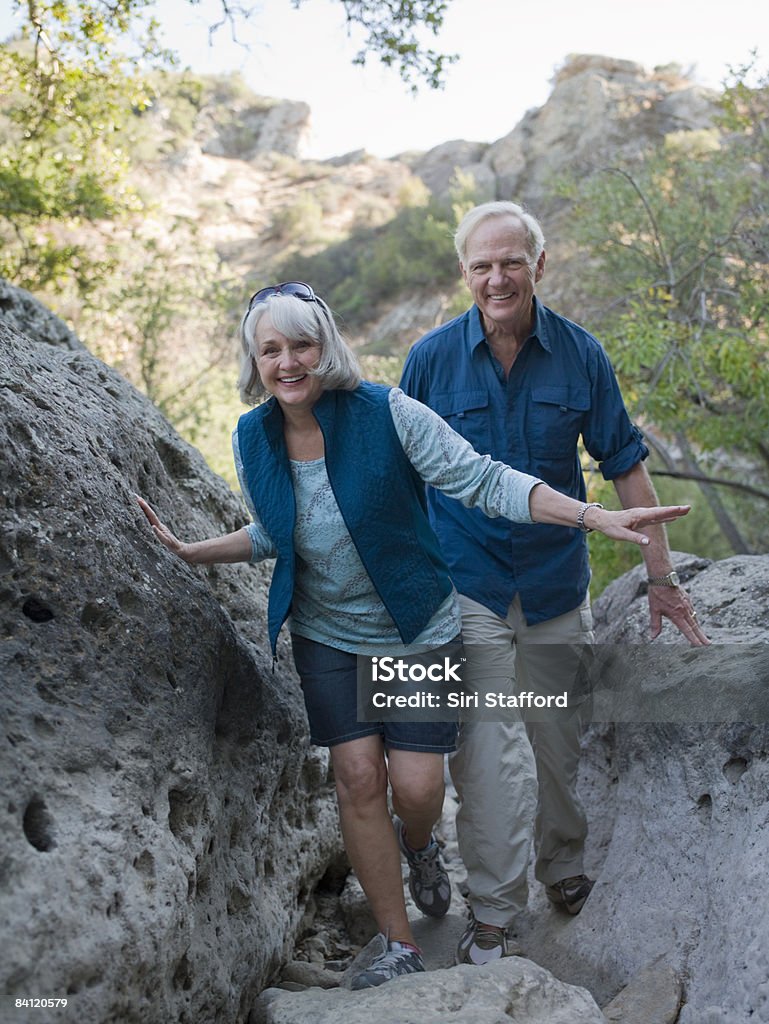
[576,502,603,533]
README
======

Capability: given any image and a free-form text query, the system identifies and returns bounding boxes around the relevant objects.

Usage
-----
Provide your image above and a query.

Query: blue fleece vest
[236,381,454,655]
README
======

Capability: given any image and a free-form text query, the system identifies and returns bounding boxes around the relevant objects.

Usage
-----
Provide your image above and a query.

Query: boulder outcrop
[263,555,769,1022]
[512,553,769,1020]
[482,54,718,208]
[254,957,606,1024]
[0,295,343,1024]
[199,98,312,160]
[408,54,719,212]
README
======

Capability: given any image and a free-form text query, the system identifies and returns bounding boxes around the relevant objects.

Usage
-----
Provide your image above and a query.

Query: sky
[1,0,766,160]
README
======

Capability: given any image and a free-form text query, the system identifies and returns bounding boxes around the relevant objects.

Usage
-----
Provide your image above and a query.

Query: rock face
[254,957,607,1024]
[0,278,84,351]
[0,303,343,1023]
[592,550,769,644]
[406,139,496,202]
[481,54,717,209]
[199,98,312,160]
[511,553,769,1021]
[409,54,718,210]
[263,555,769,1022]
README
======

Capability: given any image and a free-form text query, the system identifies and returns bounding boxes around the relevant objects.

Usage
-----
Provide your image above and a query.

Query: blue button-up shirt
[399,299,649,625]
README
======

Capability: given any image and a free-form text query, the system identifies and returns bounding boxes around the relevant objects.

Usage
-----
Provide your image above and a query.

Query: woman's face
[254,311,324,412]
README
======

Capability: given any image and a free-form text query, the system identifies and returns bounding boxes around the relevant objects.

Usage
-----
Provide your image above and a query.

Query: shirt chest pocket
[528,386,590,457]
[432,389,492,455]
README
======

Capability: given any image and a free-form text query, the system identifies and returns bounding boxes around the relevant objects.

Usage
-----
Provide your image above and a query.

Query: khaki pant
[449,593,594,928]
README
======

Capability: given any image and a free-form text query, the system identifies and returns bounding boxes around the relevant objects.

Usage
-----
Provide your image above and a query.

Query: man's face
[460,215,545,332]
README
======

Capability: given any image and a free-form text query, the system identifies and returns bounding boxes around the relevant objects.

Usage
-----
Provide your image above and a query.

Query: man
[399,200,709,965]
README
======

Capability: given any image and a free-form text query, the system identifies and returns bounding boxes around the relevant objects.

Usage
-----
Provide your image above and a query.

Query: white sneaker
[456,914,516,965]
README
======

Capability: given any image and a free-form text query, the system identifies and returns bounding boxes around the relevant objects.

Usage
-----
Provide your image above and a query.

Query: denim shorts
[290,634,458,752]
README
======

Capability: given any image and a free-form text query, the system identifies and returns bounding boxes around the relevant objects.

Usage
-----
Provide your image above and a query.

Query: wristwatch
[647,571,680,587]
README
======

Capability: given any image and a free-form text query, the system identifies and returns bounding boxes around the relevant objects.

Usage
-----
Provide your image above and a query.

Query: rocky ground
[3,281,767,1023]
[262,766,681,1024]
[262,553,769,1024]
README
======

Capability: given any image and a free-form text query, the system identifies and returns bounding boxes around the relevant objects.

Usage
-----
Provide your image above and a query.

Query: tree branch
[650,468,769,503]
[600,166,673,286]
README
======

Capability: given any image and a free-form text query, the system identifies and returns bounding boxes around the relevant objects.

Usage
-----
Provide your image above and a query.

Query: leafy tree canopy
[0,0,456,294]
[561,58,769,557]
[305,0,458,90]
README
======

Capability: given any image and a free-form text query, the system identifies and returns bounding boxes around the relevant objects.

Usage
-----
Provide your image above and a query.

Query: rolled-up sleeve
[231,428,278,562]
[583,346,649,480]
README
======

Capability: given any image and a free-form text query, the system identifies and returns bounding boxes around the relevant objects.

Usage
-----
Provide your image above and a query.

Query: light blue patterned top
[233,388,540,654]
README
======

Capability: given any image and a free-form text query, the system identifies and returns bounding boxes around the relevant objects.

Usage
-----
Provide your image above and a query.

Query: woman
[138,281,690,989]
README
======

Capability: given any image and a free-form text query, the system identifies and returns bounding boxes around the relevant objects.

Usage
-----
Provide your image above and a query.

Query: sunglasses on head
[247,281,316,311]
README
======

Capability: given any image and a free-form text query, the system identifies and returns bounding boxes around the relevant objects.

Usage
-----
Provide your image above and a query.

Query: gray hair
[238,292,362,405]
[454,201,546,266]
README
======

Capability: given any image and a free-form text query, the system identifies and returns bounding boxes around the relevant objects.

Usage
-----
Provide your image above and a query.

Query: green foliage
[277,188,466,327]
[561,60,769,556]
[270,193,328,246]
[358,353,405,386]
[0,2,164,295]
[1,0,460,489]
[81,222,241,439]
[188,364,245,489]
[1,0,458,297]
[295,0,458,90]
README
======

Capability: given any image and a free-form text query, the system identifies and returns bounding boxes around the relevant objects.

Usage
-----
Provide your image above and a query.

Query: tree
[81,223,241,440]
[0,0,455,300]
[561,61,769,557]
[301,0,457,90]
[0,2,160,293]
[0,0,459,477]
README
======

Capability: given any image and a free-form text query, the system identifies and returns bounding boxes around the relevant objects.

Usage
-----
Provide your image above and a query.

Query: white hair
[237,292,361,405]
[454,201,546,265]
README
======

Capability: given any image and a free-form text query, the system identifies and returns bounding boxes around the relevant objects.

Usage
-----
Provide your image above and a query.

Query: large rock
[592,551,769,643]
[510,553,769,1021]
[0,311,343,1024]
[245,544,767,1024]
[483,54,718,207]
[253,957,606,1024]
[0,278,84,351]
[199,97,312,160]
[406,54,718,212]
[406,139,496,201]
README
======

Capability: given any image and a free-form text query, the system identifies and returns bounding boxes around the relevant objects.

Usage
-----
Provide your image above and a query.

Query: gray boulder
[0,277,84,350]
[253,957,606,1024]
[512,553,769,1021]
[200,98,311,160]
[593,550,769,643]
[0,313,343,1024]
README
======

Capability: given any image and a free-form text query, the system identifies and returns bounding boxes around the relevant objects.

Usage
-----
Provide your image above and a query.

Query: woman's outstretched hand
[136,495,252,566]
[136,496,194,561]
[587,504,691,545]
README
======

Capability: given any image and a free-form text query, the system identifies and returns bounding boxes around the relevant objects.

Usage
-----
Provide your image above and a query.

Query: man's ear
[535,250,546,283]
